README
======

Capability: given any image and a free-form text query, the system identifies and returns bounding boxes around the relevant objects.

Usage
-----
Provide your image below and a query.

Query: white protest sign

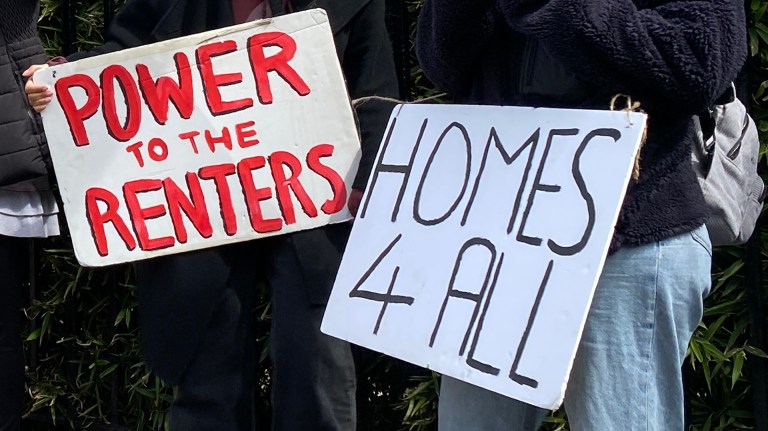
[321,104,646,409]
[36,9,359,267]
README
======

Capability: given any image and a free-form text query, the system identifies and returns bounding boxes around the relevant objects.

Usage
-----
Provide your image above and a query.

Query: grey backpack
[692,84,765,246]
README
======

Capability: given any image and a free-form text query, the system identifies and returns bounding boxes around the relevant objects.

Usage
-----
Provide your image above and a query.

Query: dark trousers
[267,237,356,431]
[0,236,28,431]
[135,236,356,431]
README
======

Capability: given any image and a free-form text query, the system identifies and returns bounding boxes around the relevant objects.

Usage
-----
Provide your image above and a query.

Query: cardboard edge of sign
[73,215,356,268]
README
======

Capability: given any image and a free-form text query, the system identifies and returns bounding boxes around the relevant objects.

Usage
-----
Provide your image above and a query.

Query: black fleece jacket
[416,0,747,249]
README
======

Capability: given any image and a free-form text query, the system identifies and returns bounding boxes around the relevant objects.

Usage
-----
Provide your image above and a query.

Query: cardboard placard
[37,9,359,267]
[322,104,646,409]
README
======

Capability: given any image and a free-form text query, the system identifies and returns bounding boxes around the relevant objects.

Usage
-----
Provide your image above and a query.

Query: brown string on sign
[351,93,447,108]
[351,93,648,180]
[610,94,647,180]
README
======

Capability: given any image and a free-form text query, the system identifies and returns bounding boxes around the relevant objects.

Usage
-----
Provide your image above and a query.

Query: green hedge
[24,1,768,430]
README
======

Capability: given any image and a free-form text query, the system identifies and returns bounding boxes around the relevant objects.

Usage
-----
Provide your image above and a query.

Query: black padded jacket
[0,0,51,187]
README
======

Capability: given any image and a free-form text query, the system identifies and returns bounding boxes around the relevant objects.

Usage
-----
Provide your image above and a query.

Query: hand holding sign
[22,64,52,113]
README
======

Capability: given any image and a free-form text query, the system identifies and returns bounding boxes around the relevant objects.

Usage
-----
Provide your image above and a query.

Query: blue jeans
[438,225,713,431]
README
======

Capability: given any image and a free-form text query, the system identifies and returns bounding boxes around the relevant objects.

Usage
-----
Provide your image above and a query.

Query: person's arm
[415,0,497,97]
[500,0,747,114]
[341,0,399,215]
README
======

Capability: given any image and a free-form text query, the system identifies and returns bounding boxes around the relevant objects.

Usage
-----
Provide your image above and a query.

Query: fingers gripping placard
[321,104,646,410]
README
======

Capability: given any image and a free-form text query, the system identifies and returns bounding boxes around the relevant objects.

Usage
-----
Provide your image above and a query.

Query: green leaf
[99,364,119,379]
[25,328,42,341]
[745,345,768,358]
[114,309,125,326]
[731,351,745,389]
[703,360,713,392]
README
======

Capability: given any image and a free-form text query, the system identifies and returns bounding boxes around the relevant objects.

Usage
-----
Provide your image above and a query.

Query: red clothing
[231,0,294,24]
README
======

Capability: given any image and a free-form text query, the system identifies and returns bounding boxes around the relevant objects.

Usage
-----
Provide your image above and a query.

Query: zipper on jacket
[11,61,42,135]
[727,112,750,160]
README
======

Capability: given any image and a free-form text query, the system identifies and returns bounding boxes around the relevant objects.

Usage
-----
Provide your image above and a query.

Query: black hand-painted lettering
[430,238,498,370]
[466,252,505,376]
[349,234,415,334]
[373,266,402,334]
[547,128,620,256]
[516,129,578,247]
[462,127,541,228]
[414,122,472,226]
[508,260,554,388]
[360,118,427,221]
